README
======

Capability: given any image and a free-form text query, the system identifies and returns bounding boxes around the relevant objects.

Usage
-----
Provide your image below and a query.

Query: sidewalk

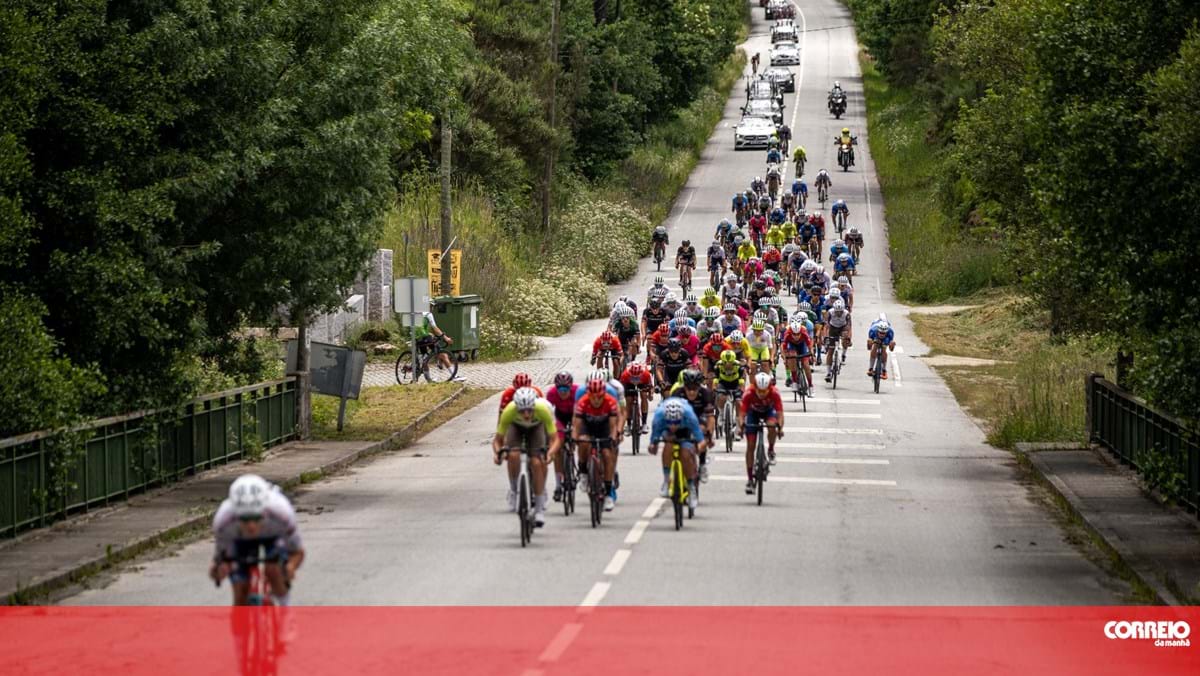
[1019,444,1200,605]
[0,389,468,604]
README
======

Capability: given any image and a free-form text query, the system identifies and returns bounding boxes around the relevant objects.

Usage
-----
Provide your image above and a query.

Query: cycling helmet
[230,474,271,519]
[876,321,891,333]
[754,280,767,290]
[801,260,817,273]
[720,218,732,228]
[674,308,688,320]
[754,175,762,184]
[849,227,859,235]
[720,350,739,363]
[619,295,630,304]
[751,319,766,331]
[512,372,532,388]
[833,239,844,247]
[662,399,685,423]
[704,306,720,319]
[665,292,678,304]
[729,330,745,342]
[600,330,615,342]
[586,371,607,394]
[723,303,737,313]
[797,210,806,221]
[654,275,664,286]
[628,362,645,377]
[599,367,613,381]
[619,305,635,318]
[842,127,850,135]
[513,387,538,411]
[682,240,691,247]
[838,276,850,284]
[799,301,812,312]
[834,80,842,88]
[554,371,574,387]
[684,293,698,304]
[703,287,717,298]
[733,235,744,246]
[833,299,846,310]
[667,338,683,351]
[682,369,704,388]
[753,372,772,391]
[829,287,841,299]
[648,297,662,308]
[724,272,739,284]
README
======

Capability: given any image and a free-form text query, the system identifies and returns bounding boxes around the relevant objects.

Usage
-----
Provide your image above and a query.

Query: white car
[771,23,797,44]
[770,41,800,66]
[734,116,778,150]
[743,97,783,126]
[763,67,795,93]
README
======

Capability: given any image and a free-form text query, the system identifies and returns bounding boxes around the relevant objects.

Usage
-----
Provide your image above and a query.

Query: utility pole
[541,0,561,231]
[440,114,453,296]
[292,307,311,439]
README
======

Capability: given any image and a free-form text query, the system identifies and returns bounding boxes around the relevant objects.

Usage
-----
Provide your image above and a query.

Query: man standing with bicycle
[649,398,704,511]
[494,388,560,527]
[413,304,455,373]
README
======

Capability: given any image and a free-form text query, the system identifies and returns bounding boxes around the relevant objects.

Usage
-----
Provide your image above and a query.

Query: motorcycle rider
[828,81,846,111]
[834,127,858,166]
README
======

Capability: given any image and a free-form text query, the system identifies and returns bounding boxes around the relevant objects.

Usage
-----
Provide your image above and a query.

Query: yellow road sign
[427,249,462,296]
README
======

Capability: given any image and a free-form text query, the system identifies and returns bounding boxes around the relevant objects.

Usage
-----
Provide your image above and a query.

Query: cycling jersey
[868,322,895,345]
[592,335,623,358]
[723,337,751,360]
[668,383,716,418]
[650,398,704,445]
[619,369,654,390]
[498,399,558,437]
[829,243,849,259]
[825,307,851,329]
[668,317,698,337]
[781,221,797,240]
[643,307,670,334]
[781,327,812,356]
[737,242,758,261]
[702,337,727,363]
[545,385,579,429]
[652,228,669,243]
[699,294,722,311]
[707,246,726,268]
[766,228,786,247]
[499,385,544,412]
[746,330,774,361]
[769,209,786,226]
[713,360,746,384]
[648,324,672,353]
[574,393,620,437]
[213,484,301,565]
[716,315,743,337]
[613,319,640,346]
[834,254,856,274]
[791,180,807,196]
[798,223,817,241]
[677,245,697,265]
[762,248,783,268]
[659,348,693,373]
[741,388,783,417]
[677,333,700,358]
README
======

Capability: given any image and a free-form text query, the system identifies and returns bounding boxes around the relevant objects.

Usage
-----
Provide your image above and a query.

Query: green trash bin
[432,294,482,360]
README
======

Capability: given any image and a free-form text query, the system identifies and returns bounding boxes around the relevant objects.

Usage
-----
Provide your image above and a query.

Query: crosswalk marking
[781,426,884,435]
[784,411,882,419]
[772,442,886,450]
[710,456,888,465]
[710,475,898,487]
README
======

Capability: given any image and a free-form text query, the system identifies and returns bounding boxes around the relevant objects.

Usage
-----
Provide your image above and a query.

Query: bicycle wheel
[395,351,418,384]
[832,351,840,390]
[724,402,735,453]
[563,450,575,516]
[671,462,684,530]
[424,353,458,383]
[630,406,641,455]
[755,436,767,506]
[518,474,530,547]
[591,462,605,527]
[873,352,882,394]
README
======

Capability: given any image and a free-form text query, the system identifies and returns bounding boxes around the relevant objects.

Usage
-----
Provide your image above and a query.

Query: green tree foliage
[853,0,1200,420]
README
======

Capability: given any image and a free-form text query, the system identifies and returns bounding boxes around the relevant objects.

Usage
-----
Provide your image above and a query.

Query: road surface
[65,0,1126,606]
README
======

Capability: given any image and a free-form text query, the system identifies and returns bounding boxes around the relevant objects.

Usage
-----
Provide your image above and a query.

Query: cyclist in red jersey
[781,322,814,391]
[741,372,785,494]
[573,372,622,512]
[675,323,701,359]
[700,331,726,377]
[591,330,624,374]
[499,373,543,413]
[619,362,654,433]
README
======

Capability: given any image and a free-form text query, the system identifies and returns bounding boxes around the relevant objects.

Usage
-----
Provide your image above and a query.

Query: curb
[1014,443,1181,606]
[4,385,468,605]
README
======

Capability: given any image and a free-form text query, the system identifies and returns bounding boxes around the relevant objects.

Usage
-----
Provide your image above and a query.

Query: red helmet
[587,378,606,394]
[512,372,532,388]
[628,362,645,377]
[601,330,615,342]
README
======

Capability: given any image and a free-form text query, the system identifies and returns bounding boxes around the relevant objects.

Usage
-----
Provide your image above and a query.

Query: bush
[478,318,540,361]
[541,266,610,321]
[550,198,650,282]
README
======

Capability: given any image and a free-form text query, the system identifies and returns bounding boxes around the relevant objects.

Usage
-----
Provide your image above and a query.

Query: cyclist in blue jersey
[649,398,705,510]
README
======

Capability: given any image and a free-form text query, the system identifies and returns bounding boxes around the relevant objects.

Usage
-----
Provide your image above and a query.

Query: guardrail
[0,379,297,538]
[1087,373,1199,514]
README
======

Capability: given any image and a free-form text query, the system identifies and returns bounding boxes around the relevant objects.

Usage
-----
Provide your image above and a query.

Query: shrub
[550,198,650,282]
[541,266,609,321]
[478,318,540,361]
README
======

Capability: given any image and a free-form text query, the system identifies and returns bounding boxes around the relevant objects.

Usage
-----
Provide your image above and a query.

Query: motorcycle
[829,94,846,119]
[838,142,854,172]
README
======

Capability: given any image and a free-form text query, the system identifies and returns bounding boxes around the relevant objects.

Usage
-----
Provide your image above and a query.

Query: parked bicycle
[396,336,458,384]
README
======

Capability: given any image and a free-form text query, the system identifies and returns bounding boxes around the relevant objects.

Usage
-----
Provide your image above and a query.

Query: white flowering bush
[478,317,540,361]
[541,266,609,321]
[496,276,576,335]
[551,197,650,282]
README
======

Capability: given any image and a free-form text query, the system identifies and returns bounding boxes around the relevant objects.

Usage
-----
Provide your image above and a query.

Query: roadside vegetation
[849,0,1200,435]
[311,384,495,442]
[0,0,746,437]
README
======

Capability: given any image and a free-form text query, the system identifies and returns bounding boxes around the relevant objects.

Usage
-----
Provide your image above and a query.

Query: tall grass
[860,55,1008,302]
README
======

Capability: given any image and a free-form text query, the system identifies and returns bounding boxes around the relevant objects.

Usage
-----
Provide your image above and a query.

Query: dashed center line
[624,519,650,545]
[782,426,884,435]
[579,581,611,608]
[539,623,584,662]
[603,549,632,576]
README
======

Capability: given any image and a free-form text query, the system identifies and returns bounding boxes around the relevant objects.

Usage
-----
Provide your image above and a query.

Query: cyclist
[652,225,669,261]
[720,273,744,306]
[712,349,747,436]
[737,236,758,265]
[676,239,697,290]
[619,362,654,435]
[210,474,305,606]
[746,319,774,373]
[675,322,701,359]
[757,191,772,215]
[781,319,814,391]
[822,299,852,382]
[573,373,622,512]
[669,369,717,482]
[669,307,697,337]
[494,388,560,527]
[641,297,671,346]
[724,328,752,369]
[700,327,728,376]
[798,217,818,257]
[791,177,808,211]
[751,175,766,196]
[780,190,795,219]
[766,146,783,165]
[656,337,694,396]
[741,256,765,286]
[732,192,749,225]
[762,245,783,274]
[747,211,767,249]
[645,275,667,306]
[646,322,672,370]
[867,315,896,380]
[777,123,791,153]
[792,145,807,176]
[809,211,827,257]
[707,240,727,282]
[814,168,832,200]
[833,251,857,278]
[697,306,721,343]
[780,218,798,245]
[590,329,624,374]
[837,276,854,310]
[741,372,785,493]
[649,398,704,511]
[499,372,543,413]
[662,292,681,318]
[831,199,850,232]
[546,371,578,502]
[699,286,722,312]
[828,237,849,262]
[845,227,864,261]
[768,206,786,228]
[413,303,456,373]
[766,221,787,248]
[716,217,736,244]
[717,303,744,337]
[612,305,641,363]
[683,293,704,324]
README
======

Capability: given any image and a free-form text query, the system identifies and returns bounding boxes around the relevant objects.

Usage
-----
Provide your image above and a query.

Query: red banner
[3,607,1196,675]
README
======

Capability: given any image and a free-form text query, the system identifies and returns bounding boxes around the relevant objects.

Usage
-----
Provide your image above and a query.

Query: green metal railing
[0,379,297,538]
[1087,374,1199,514]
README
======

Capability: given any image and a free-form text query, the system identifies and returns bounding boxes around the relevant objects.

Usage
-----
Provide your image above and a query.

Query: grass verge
[911,295,1113,448]
[860,53,1007,302]
[312,384,496,441]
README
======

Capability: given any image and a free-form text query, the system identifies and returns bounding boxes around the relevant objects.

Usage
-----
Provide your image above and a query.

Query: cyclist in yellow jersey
[780,220,797,243]
[746,319,774,373]
[737,239,758,262]
[723,329,752,367]
[765,225,787,248]
[699,287,721,310]
[712,350,747,441]
[493,389,561,525]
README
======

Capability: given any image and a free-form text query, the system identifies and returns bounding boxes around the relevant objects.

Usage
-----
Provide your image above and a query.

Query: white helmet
[838,276,850,284]
[801,260,818,273]
[665,292,678,304]
[704,306,720,319]
[754,372,772,390]
[729,330,745,342]
[684,293,698,304]
[662,399,685,422]
[833,299,846,310]
[229,474,271,519]
[513,387,539,410]
[876,320,891,333]
[829,287,841,299]
[612,300,628,312]
[833,239,845,247]
[674,308,689,320]
[620,305,635,318]
[724,272,739,283]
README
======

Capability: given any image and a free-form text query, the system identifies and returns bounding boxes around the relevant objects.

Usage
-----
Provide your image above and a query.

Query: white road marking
[624,519,651,544]
[895,345,904,354]
[773,442,886,450]
[892,353,903,388]
[785,411,882,419]
[788,397,880,405]
[862,172,875,236]
[539,623,584,663]
[781,426,884,435]
[603,549,633,576]
[710,456,888,465]
[779,2,807,185]
[711,475,898,487]
[579,344,591,353]
[579,581,611,608]
[641,497,666,519]
[672,188,697,230]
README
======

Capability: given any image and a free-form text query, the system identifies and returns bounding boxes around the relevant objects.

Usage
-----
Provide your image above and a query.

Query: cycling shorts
[229,537,288,584]
[783,342,811,358]
[826,324,847,340]
[715,381,743,396]
[504,425,549,457]
[747,345,772,362]
[744,409,778,432]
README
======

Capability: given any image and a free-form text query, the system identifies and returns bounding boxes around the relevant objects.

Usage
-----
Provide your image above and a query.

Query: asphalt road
[65,0,1126,606]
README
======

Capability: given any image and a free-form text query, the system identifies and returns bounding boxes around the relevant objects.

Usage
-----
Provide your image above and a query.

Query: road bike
[748,422,776,506]
[834,211,847,237]
[654,241,666,270]
[560,435,577,516]
[869,342,888,394]
[788,355,808,411]
[825,338,842,390]
[501,446,538,547]
[678,263,694,297]
[219,551,287,674]
[627,396,642,456]
[396,336,458,384]
[578,437,612,528]
[663,437,692,529]
[817,184,829,208]
[596,349,622,376]
[720,391,740,453]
